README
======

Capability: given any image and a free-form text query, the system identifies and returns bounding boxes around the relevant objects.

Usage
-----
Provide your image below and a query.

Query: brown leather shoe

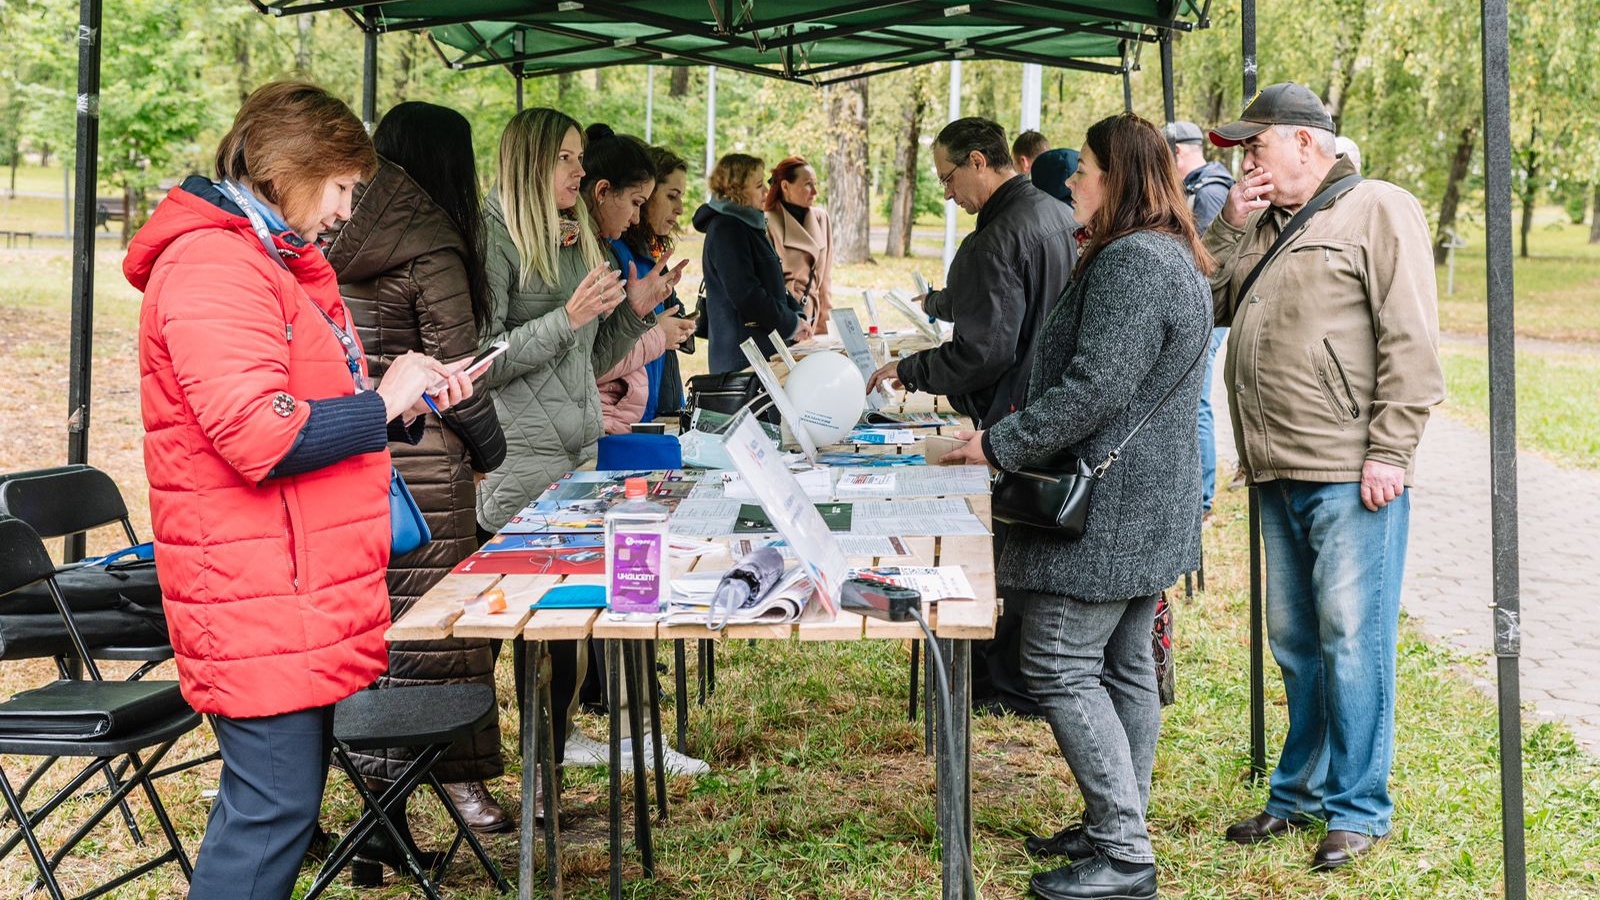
[1312,830,1383,870]
[442,780,512,834]
[1225,811,1311,844]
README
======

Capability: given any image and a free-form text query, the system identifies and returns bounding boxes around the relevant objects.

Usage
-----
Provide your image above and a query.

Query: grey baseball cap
[1209,82,1335,147]
[1163,121,1204,144]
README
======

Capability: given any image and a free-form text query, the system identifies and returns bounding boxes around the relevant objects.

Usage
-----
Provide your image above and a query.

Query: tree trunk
[295,15,314,76]
[885,87,925,258]
[558,72,574,105]
[392,33,420,102]
[1519,148,1537,260]
[1590,184,1600,244]
[669,67,689,98]
[825,70,871,265]
[234,25,252,106]
[1433,125,1475,266]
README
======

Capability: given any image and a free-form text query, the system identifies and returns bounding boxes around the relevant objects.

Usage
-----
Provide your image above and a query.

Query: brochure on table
[883,289,941,343]
[829,307,891,411]
[739,337,820,460]
[767,329,799,370]
[720,410,847,617]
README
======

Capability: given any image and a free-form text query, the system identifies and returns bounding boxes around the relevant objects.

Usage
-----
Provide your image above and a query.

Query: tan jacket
[1206,156,1444,486]
[766,204,833,326]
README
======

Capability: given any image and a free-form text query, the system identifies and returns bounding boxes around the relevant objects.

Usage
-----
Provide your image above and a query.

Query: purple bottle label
[609,531,664,613]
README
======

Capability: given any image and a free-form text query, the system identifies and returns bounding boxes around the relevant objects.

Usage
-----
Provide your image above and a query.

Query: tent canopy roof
[253,1,1209,84]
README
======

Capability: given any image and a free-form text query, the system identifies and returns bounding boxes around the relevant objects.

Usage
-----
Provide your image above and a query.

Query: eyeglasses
[936,162,964,188]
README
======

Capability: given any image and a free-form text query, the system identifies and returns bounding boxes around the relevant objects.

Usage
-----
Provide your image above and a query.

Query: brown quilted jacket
[326,158,506,782]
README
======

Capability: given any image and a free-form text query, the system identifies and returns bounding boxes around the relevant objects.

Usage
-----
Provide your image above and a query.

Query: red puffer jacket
[126,183,392,719]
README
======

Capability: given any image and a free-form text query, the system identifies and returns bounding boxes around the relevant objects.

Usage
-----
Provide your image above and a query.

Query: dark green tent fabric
[254,0,1208,83]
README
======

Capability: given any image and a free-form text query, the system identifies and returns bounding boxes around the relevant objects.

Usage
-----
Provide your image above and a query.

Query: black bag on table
[680,371,783,433]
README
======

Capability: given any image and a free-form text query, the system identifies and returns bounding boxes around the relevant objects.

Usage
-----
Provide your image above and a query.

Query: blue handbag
[389,467,431,556]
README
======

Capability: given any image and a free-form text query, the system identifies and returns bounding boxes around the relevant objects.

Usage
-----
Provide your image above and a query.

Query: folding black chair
[0,516,199,900]
[0,465,174,681]
[303,683,511,900]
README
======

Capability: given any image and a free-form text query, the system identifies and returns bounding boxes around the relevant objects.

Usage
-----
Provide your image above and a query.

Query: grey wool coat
[984,230,1211,602]
[475,194,656,531]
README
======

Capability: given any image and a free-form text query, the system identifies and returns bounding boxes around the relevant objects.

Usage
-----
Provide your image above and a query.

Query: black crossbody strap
[1093,172,1364,476]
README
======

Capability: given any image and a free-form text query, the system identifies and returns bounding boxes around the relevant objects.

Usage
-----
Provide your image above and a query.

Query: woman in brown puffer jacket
[325,102,511,849]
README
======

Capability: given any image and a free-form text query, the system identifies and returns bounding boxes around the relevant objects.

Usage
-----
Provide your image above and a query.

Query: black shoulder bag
[991,174,1362,537]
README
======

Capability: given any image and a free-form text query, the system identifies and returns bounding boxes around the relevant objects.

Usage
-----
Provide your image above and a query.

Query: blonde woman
[692,152,810,373]
[476,108,675,772]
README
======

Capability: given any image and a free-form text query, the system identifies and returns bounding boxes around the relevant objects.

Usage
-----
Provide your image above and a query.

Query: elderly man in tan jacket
[1204,83,1444,873]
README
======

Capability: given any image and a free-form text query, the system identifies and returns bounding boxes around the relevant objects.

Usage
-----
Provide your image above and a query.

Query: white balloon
[783,351,866,446]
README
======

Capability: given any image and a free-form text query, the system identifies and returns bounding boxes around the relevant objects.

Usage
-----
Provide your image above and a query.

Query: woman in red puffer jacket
[126,82,473,900]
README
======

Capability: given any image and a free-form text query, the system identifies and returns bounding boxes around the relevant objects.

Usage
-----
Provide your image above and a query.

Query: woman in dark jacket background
[943,113,1212,900]
[327,101,513,860]
[693,152,811,373]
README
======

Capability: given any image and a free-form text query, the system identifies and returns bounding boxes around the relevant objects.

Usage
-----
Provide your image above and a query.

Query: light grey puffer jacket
[475,194,655,530]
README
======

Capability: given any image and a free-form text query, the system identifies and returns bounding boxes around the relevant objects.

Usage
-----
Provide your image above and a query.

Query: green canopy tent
[57,2,1530,899]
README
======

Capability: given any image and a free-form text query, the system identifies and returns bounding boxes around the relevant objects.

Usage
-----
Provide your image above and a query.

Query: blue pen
[421,392,442,416]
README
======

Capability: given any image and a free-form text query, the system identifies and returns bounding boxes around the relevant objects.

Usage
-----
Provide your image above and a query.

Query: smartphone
[428,340,509,395]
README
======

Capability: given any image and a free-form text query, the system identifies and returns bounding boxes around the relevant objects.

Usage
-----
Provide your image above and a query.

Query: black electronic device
[840,577,920,623]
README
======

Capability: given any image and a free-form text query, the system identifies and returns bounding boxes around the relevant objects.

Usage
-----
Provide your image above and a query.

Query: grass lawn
[3,220,1600,897]
[1437,215,1600,342]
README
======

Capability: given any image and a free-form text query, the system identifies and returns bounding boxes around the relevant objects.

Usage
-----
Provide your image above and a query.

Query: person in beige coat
[764,156,834,333]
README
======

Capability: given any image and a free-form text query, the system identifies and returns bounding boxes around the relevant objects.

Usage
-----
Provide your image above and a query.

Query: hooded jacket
[325,158,506,781]
[126,177,391,718]
[693,199,803,374]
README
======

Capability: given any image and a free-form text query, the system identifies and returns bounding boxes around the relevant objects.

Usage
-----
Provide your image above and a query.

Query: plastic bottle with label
[604,477,670,614]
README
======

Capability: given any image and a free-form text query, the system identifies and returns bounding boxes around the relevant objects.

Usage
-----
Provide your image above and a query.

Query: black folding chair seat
[0,516,198,900]
[303,683,510,900]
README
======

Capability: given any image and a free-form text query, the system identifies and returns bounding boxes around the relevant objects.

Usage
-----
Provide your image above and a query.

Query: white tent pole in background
[1020,62,1042,132]
[705,66,717,194]
[645,65,655,143]
[942,59,962,278]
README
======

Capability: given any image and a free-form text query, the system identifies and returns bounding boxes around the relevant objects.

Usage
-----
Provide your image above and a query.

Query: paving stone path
[1210,345,1600,754]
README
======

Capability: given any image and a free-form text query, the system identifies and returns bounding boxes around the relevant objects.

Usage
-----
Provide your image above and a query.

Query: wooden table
[388,394,996,900]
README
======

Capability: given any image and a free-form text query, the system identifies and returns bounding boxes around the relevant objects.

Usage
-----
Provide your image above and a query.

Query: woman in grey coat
[943,113,1213,900]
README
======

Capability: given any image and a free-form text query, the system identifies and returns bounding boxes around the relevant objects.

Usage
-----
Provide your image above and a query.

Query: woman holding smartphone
[326,100,513,864]
[126,82,473,900]
[593,137,697,434]
[475,108,677,773]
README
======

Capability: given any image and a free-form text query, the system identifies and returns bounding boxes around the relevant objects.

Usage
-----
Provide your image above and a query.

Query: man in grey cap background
[1205,82,1444,871]
[1165,120,1236,524]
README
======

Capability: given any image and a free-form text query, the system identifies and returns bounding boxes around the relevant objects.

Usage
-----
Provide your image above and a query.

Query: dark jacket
[1183,161,1234,234]
[983,231,1211,601]
[326,158,505,782]
[896,175,1078,427]
[693,199,804,374]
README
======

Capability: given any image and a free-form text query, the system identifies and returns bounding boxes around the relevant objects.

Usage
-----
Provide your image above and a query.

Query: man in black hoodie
[867,117,1078,718]
[867,117,1078,431]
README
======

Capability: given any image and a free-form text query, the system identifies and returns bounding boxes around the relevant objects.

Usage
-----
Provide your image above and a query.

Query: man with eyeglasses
[867,115,1077,718]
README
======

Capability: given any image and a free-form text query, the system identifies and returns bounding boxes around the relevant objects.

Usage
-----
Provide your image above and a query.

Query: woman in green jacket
[475,107,674,773]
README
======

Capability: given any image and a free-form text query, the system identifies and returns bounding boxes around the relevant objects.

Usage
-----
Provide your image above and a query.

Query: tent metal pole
[1019,63,1041,133]
[66,0,103,563]
[1240,0,1267,782]
[941,59,962,279]
[514,30,525,111]
[645,65,655,142]
[1479,0,1526,896]
[705,66,717,190]
[361,20,378,131]
[1159,32,1175,125]
[1121,66,1132,112]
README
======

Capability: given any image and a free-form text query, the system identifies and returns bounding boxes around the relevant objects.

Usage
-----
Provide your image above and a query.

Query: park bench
[94,196,127,232]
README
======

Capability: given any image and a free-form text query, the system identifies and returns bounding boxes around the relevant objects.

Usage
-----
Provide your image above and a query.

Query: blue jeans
[1259,480,1409,836]
[1020,589,1161,864]
[1197,327,1226,512]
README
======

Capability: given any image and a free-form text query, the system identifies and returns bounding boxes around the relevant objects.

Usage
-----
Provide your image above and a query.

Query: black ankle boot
[351,806,447,887]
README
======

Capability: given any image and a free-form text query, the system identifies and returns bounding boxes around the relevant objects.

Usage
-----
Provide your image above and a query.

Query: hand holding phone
[429,340,508,394]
